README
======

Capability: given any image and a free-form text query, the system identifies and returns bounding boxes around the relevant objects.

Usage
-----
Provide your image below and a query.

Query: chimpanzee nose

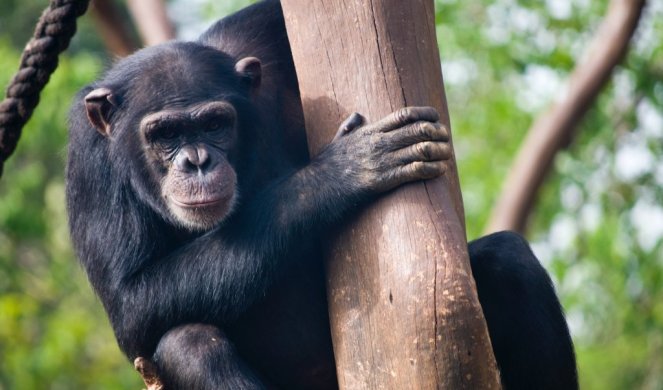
[175,145,210,172]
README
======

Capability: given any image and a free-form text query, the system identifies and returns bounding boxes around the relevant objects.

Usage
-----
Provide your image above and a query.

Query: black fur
[66,1,577,389]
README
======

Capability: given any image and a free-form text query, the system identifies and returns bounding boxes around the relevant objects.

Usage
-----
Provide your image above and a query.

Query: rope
[0,0,90,178]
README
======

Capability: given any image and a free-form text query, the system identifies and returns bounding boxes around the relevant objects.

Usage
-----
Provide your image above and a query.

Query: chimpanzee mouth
[166,188,238,231]
[170,195,231,209]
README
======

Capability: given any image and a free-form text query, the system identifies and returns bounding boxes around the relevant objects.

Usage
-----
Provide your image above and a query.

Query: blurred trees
[0,42,141,389]
[0,0,661,389]
[486,0,646,234]
[437,1,663,388]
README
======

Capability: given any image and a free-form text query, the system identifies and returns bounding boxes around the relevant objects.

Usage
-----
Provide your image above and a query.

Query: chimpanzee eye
[160,127,178,140]
[206,121,221,132]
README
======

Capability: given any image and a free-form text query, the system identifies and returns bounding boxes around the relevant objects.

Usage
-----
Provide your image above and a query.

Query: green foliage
[435,0,663,388]
[0,41,140,389]
[0,0,45,48]
[0,0,108,58]
[1,0,662,388]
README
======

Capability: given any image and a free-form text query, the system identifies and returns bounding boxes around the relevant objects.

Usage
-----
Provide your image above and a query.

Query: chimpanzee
[66,1,577,389]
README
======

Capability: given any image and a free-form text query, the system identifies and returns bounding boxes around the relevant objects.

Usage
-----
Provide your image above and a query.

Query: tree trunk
[281,1,500,388]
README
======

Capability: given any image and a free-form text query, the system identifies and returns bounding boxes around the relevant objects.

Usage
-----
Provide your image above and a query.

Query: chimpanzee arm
[111,107,450,357]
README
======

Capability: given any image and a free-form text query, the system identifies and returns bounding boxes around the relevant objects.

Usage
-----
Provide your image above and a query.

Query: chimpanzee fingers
[397,161,447,182]
[383,121,449,150]
[390,141,451,164]
[334,112,365,141]
[367,106,439,133]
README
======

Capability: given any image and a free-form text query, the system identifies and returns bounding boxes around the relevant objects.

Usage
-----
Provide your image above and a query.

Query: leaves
[434,1,663,388]
[0,41,141,389]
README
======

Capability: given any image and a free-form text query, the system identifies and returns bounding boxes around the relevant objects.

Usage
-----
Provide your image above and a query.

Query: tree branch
[126,0,175,46]
[89,0,139,57]
[485,0,646,234]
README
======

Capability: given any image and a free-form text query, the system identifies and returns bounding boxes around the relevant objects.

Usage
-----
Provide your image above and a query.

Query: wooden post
[281,1,501,388]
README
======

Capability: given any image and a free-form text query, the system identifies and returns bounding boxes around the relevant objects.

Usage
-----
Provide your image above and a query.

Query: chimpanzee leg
[469,231,578,390]
[153,324,266,390]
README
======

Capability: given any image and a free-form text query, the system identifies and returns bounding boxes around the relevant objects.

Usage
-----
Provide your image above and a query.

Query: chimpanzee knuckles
[400,161,447,181]
[334,107,444,140]
[368,106,439,133]
[385,121,449,148]
[386,124,449,183]
[391,140,451,164]
[235,57,262,89]
[84,87,117,137]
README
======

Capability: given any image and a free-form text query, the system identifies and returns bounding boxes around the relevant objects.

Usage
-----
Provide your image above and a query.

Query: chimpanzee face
[81,43,262,231]
[139,100,239,231]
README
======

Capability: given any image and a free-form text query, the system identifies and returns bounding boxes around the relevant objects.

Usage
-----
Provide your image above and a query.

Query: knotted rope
[0,0,90,178]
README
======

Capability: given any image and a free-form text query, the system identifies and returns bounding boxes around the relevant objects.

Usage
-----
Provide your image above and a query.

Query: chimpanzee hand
[323,106,450,195]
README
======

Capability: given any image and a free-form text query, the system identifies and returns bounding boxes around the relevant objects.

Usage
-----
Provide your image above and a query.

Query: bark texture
[281,1,500,388]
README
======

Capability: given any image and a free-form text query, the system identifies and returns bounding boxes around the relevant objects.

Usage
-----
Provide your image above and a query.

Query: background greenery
[0,0,661,389]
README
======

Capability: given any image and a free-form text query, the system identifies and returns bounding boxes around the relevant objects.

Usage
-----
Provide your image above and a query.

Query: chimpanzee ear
[84,87,117,137]
[235,57,262,90]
